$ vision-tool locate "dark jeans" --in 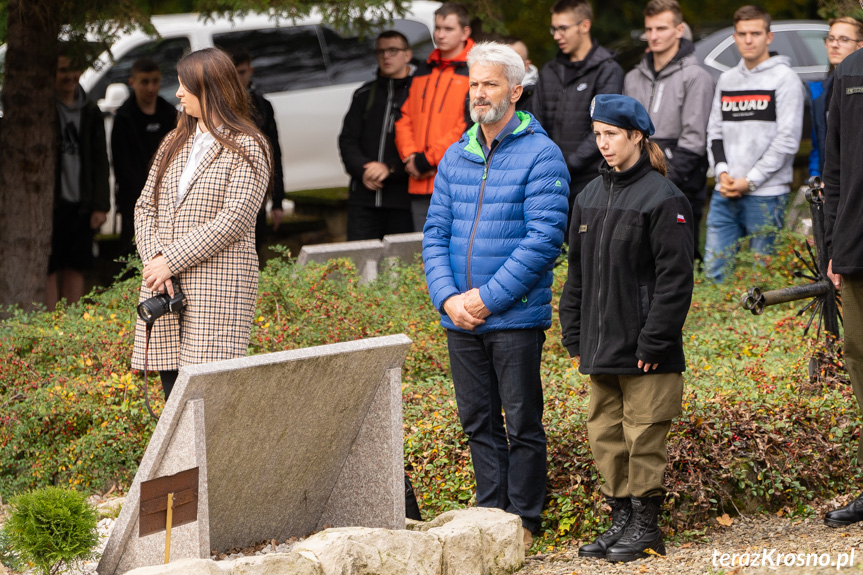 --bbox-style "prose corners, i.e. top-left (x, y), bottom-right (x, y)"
top-left (446, 328), bottom-right (547, 532)
top-left (411, 196), bottom-right (432, 233)
top-left (347, 204), bottom-right (414, 241)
